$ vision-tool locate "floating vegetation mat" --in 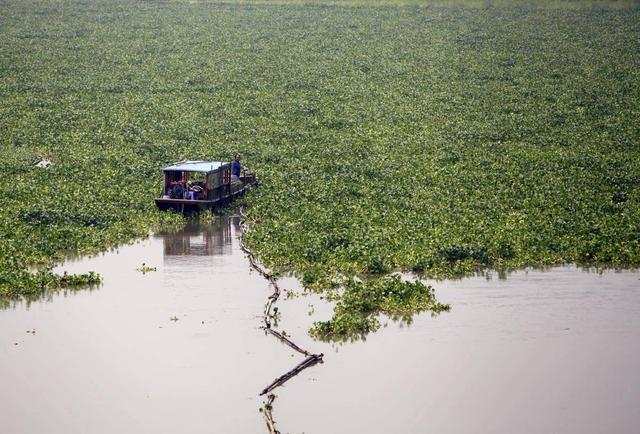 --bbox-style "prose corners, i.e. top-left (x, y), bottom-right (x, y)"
top-left (1, 0), bottom-right (638, 319)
